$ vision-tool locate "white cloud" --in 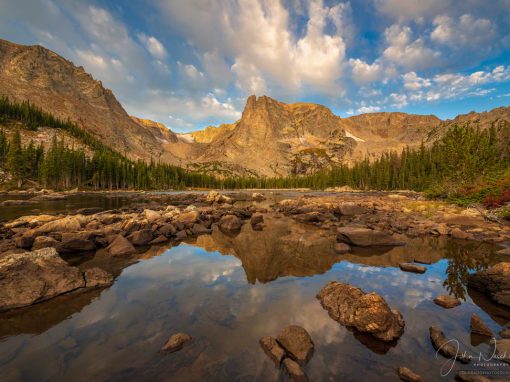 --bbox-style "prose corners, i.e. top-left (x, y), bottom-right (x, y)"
top-left (383, 24), bottom-right (440, 70)
top-left (431, 14), bottom-right (495, 49)
top-left (358, 105), bottom-right (381, 113)
top-left (231, 58), bottom-right (268, 95)
top-left (137, 33), bottom-right (167, 59)
top-left (403, 72), bottom-right (431, 90)
top-left (375, 0), bottom-right (451, 22)
top-left (389, 93), bottom-right (408, 108)
top-left (349, 59), bottom-right (382, 83)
